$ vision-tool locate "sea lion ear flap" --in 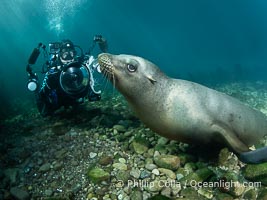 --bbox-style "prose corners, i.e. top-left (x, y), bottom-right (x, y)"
top-left (146, 75), bottom-right (157, 84)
